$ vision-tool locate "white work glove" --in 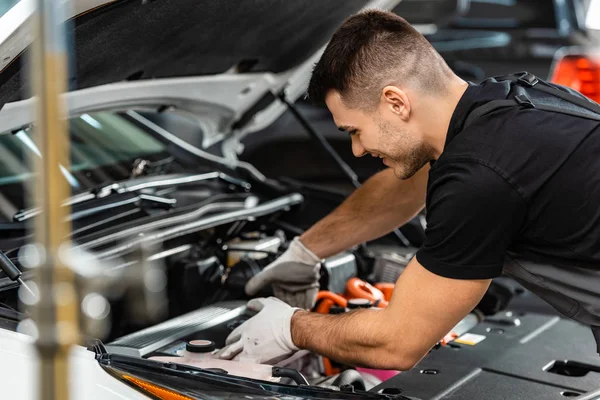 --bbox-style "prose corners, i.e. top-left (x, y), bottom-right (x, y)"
top-left (214, 297), bottom-right (300, 364)
top-left (245, 237), bottom-right (322, 309)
